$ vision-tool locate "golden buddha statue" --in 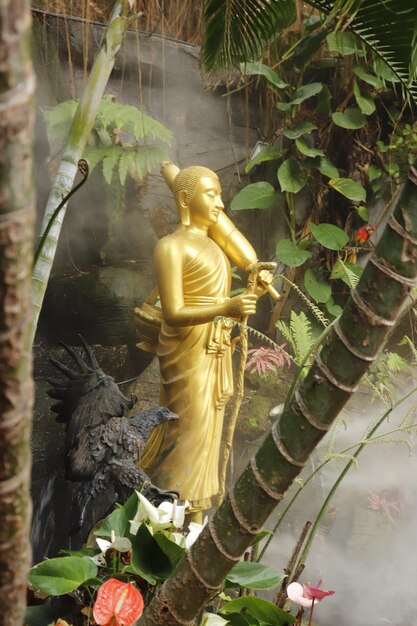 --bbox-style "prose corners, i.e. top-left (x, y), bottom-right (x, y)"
top-left (139, 163), bottom-right (277, 517)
